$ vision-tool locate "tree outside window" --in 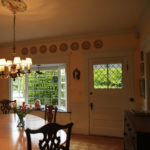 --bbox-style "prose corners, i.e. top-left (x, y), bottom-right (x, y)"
top-left (11, 64), bottom-right (67, 111)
